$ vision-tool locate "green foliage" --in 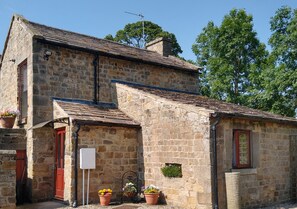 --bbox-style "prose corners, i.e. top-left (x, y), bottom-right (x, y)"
top-left (192, 7), bottom-right (296, 117)
top-left (104, 21), bottom-right (182, 57)
top-left (161, 164), bottom-right (182, 178)
top-left (143, 185), bottom-right (160, 194)
top-left (265, 6), bottom-right (297, 117)
top-left (193, 9), bottom-right (268, 106)
top-left (123, 182), bottom-right (137, 197)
